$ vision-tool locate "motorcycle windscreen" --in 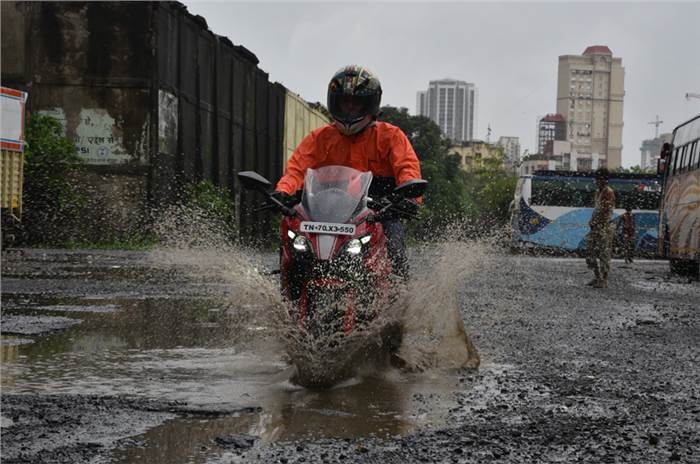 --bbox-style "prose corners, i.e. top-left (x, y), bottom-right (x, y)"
top-left (302, 166), bottom-right (373, 223)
